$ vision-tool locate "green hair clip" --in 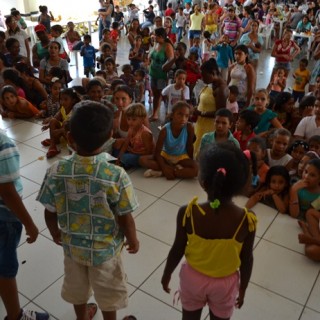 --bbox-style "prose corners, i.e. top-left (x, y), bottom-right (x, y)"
top-left (210, 199), bottom-right (220, 209)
